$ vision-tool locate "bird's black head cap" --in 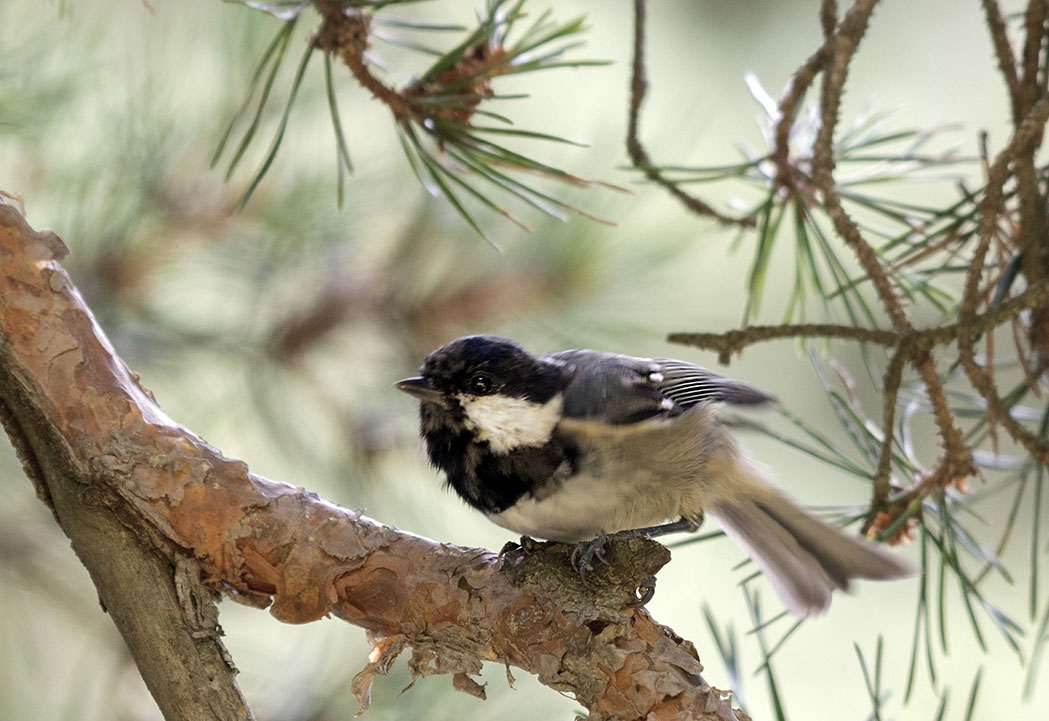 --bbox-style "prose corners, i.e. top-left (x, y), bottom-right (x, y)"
top-left (421, 335), bottom-right (563, 403)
